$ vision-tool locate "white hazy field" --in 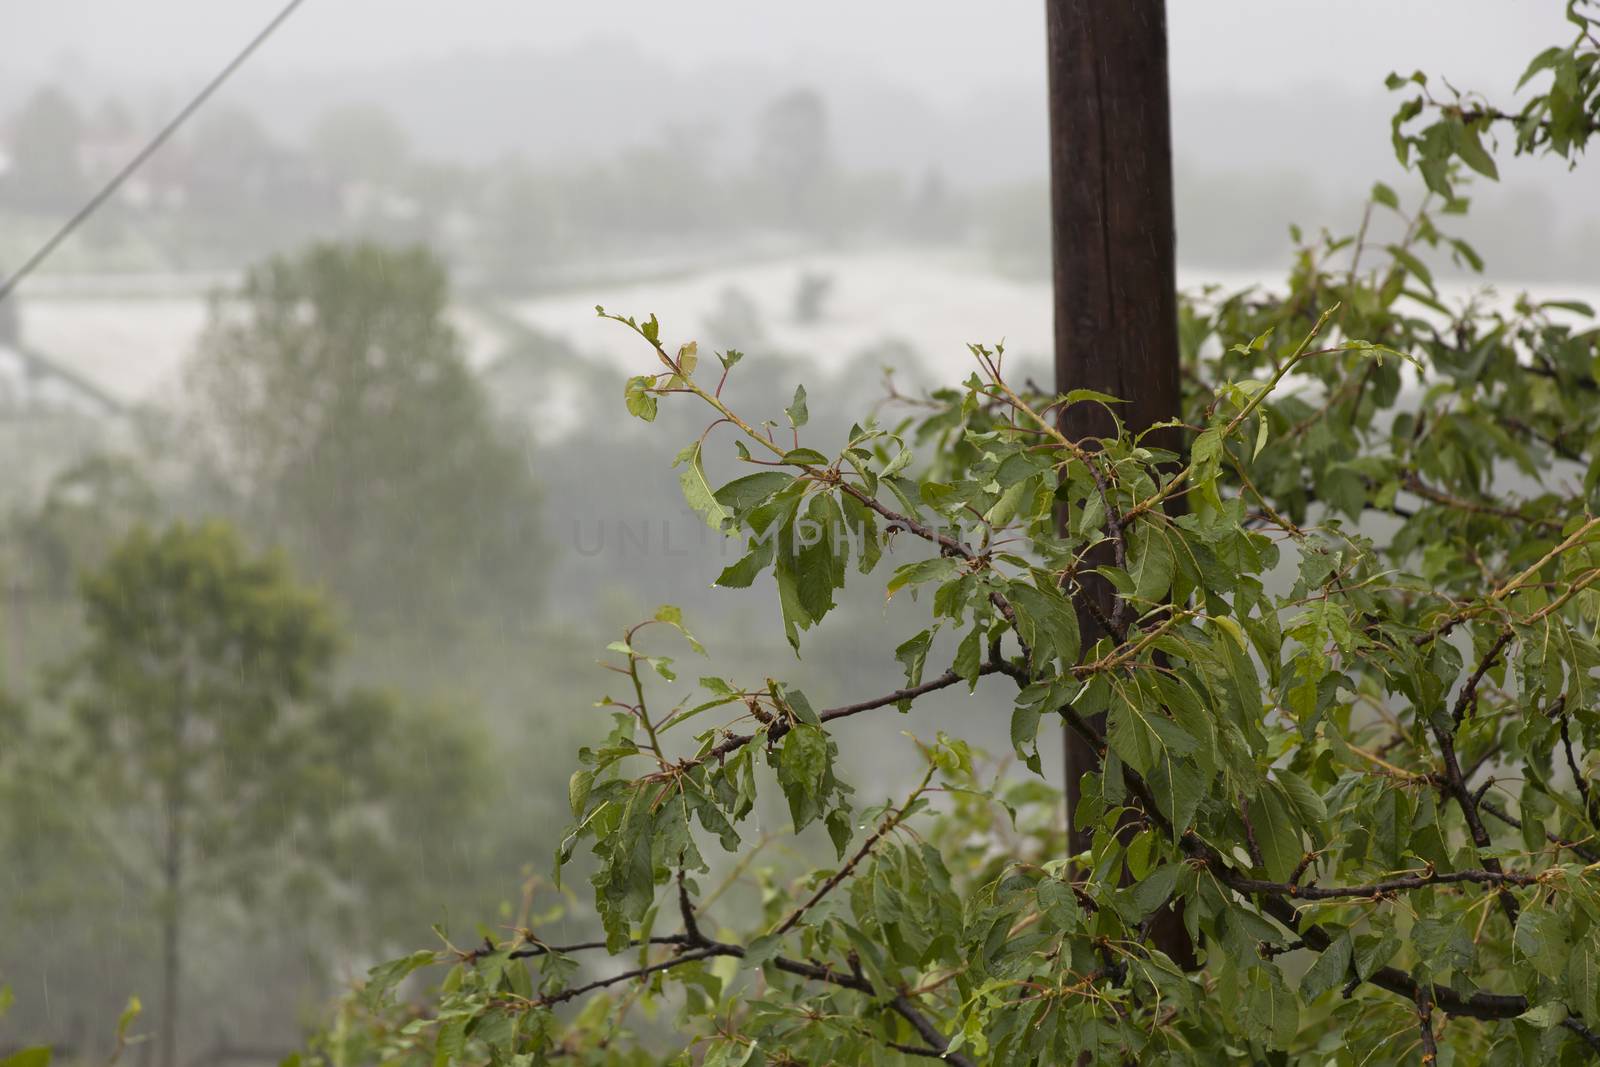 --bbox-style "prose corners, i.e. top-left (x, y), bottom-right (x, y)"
top-left (15, 252), bottom-right (1600, 415)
